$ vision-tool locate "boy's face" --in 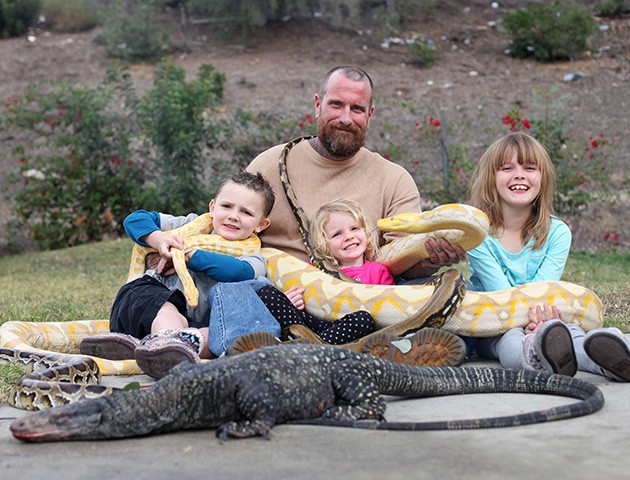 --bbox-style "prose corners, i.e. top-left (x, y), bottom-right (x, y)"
top-left (209, 181), bottom-right (270, 241)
